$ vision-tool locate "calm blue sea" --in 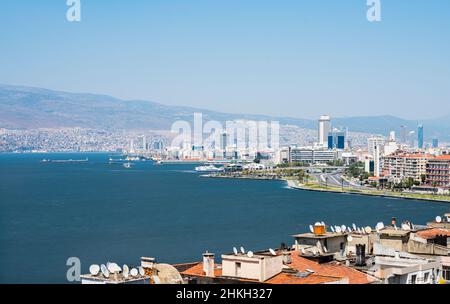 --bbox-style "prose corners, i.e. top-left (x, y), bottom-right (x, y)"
top-left (0, 153), bottom-right (448, 283)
